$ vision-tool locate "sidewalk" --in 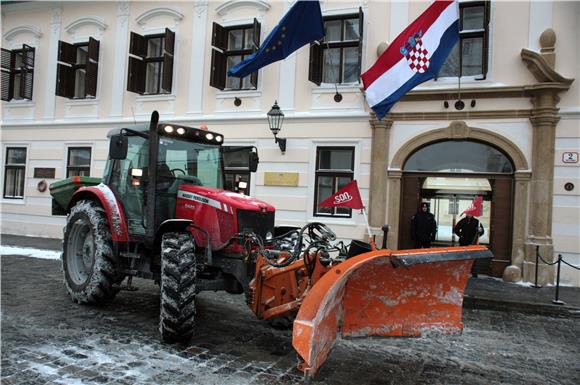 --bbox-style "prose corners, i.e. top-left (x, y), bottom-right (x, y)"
top-left (2, 234), bottom-right (579, 317)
